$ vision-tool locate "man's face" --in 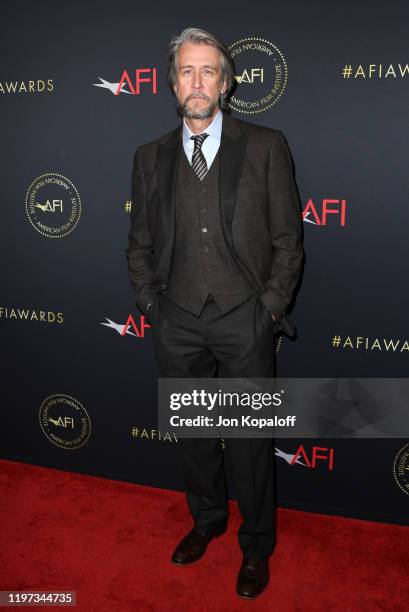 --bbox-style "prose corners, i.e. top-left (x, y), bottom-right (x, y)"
top-left (173, 41), bottom-right (227, 119)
